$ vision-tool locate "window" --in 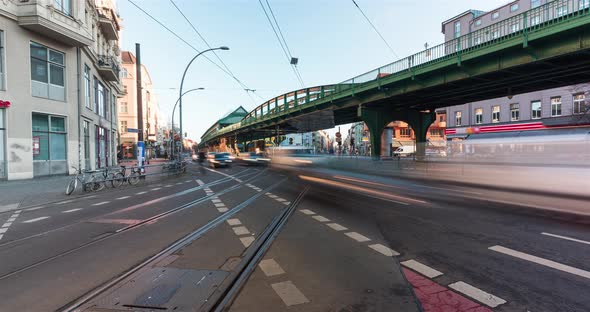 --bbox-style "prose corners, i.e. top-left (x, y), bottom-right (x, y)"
top-left (531, 100), bottom-right (542, 119)
top-left (454, 21), bottom-right (461, 38)
top-left (475, 19), bottom-right (482, 27)
top-left (573, 94), bottom-right (586, 114)
top-left (0, 31), bottom-right (4, 90)
top-left (492, 12), bottom-right (500, 20)
top-left (557, 5), bottom-right (568, 17)
top-left (511, 4), bottom-right (519, 12)
top-left (32, 113), bottom-right (66, 161)
top-left (429, 129), bottom-right (443, 137)
top-left (531, 0), bottom-right (541, 8)
top-left (121, 68), bottom-right (128, 78)
top-left (510, 103), bottom-right (519, 121)
top-left (455, 111), bottom-right (462, 126)
top-left (400, 128), bottom-right (412, 137)
top-left (83, 120), bottom-right (90, 169)
top-left (96, 80), bottom-right (105, 117)
top-left (104, 88), bottom-right (110, 120)
top-left (54, 0), bottom-right (71, 15)
top-left (120, 120), bottom-right (128, 133)
top-left (84, 65), bottom-right (91, 108)
top-left (581, 0), bottom-right (590, 9)
top-left (492, 106), bottom-right (501, 123)
top-left (30, 42), bottom-right (65, 101)
top-left (475, 108), bottom-right (483, 124)
top-left (439, 115), bottom-right (444, 122)
top-left (551, 96), bottom-right (562, 116)
top-left (510, 22), bottom-right (520, 33)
